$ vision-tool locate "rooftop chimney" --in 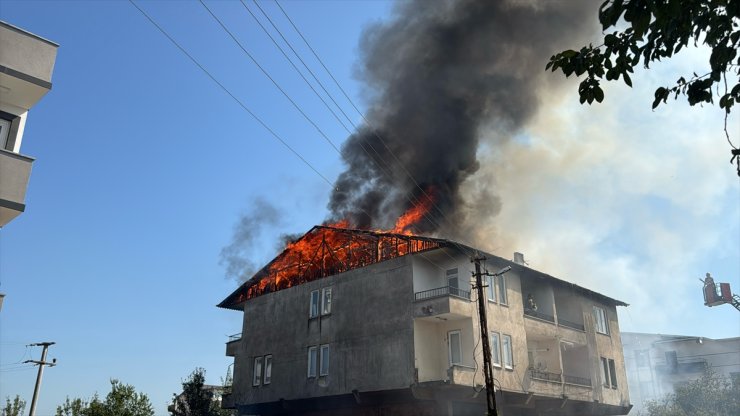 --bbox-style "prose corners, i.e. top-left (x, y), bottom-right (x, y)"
top-left (513, 252), bottom-right (525, 265)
